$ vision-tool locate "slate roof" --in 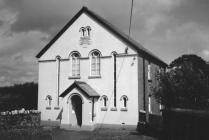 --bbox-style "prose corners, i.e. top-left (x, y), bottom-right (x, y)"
top-left (36, 7), bottom-right (167, 67)
top-left (59, 81), bottom-right (100, 98)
